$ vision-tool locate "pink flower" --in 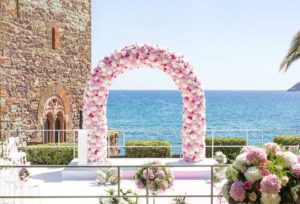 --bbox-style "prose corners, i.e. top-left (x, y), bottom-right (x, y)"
top-left (162, 181), bottom-right (169, 190)
top-left (292, 163), bottom-right (300, 177)
top-left (246, 147), bottom-right (267, 164)
top-left (256, 183), bottom-right (261, 191)
top-left (260, 174), bottom-right (282, 194)
top-left (243, 181), bottom-right (253, 190)
top-left (136, 180), bottom-right (144, 188)
top-left (229, 181), bottom-right (246, 202)
top-left (262, 169), bottom-right (270, 176)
